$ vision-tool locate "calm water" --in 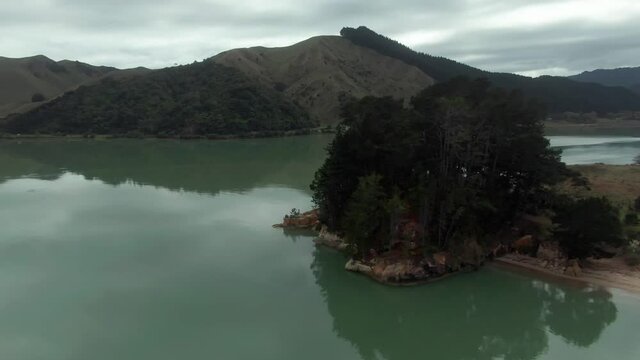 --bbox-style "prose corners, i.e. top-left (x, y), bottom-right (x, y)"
top-left (549, 136), bottom-right (640, 165)
top-left (1, 136), bottom-right (640, 360)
